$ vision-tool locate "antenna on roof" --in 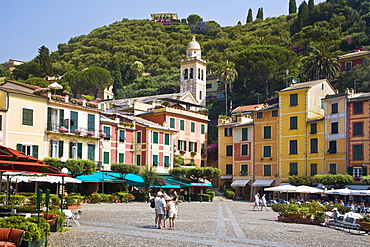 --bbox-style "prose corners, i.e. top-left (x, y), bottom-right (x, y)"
top-left (292, 78), bottom-right (298, 84)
